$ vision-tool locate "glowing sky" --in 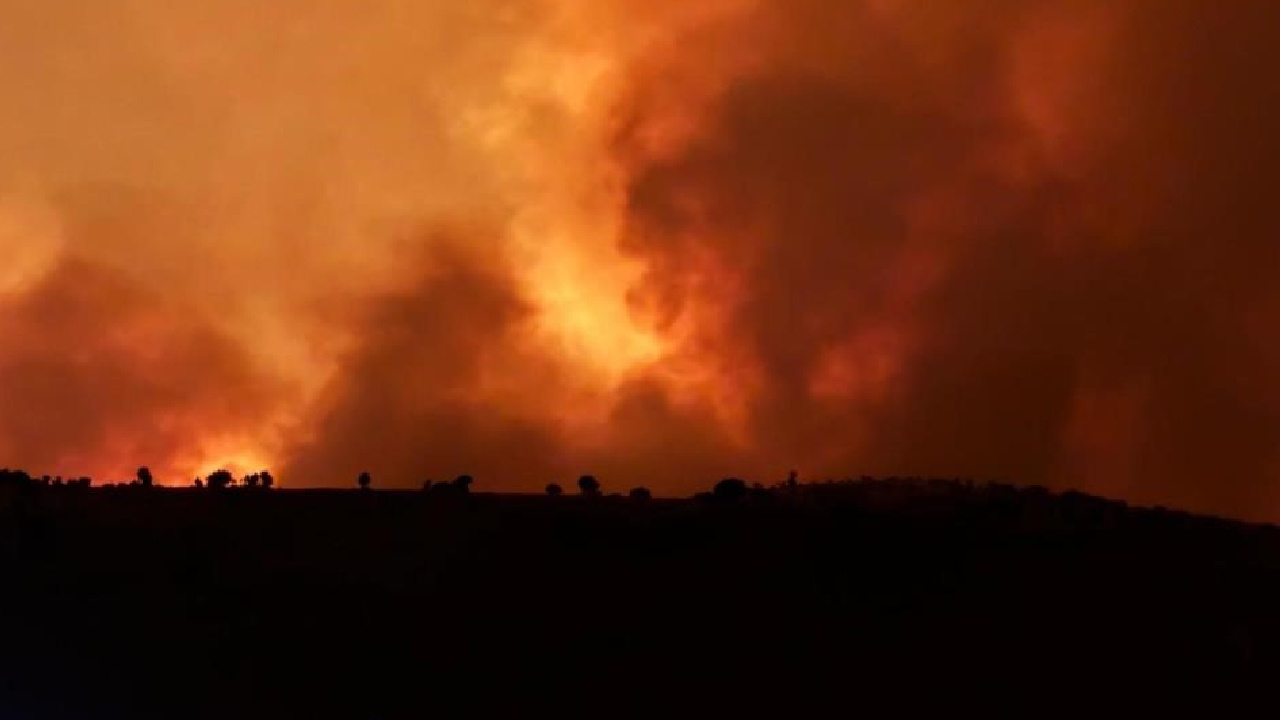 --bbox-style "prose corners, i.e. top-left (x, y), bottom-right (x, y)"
top-left (1, 0), bottom-right (1278, 520)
